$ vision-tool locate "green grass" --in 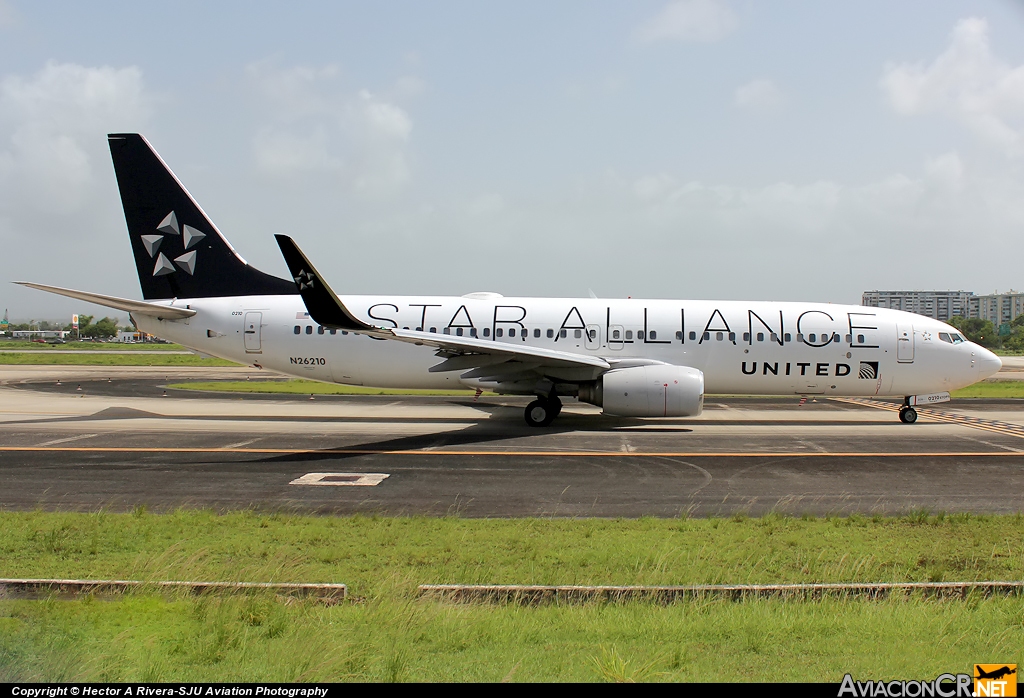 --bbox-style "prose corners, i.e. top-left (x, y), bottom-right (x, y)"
top-left (0, 341), bottom-right (188, 351)
top-left (951, 380), bottom-right (1024, 398)
top-left (0, 353), bottom-right (241, 366)
top-left (169, 379), bottom-right (488, 396)
top-left (1, 511), bottom-right (1023, 681)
